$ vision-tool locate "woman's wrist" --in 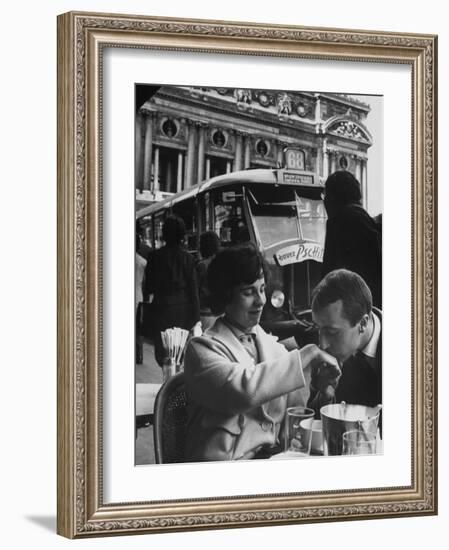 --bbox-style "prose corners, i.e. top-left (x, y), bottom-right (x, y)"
top-left (298, 344), bottom-right (319, 370)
